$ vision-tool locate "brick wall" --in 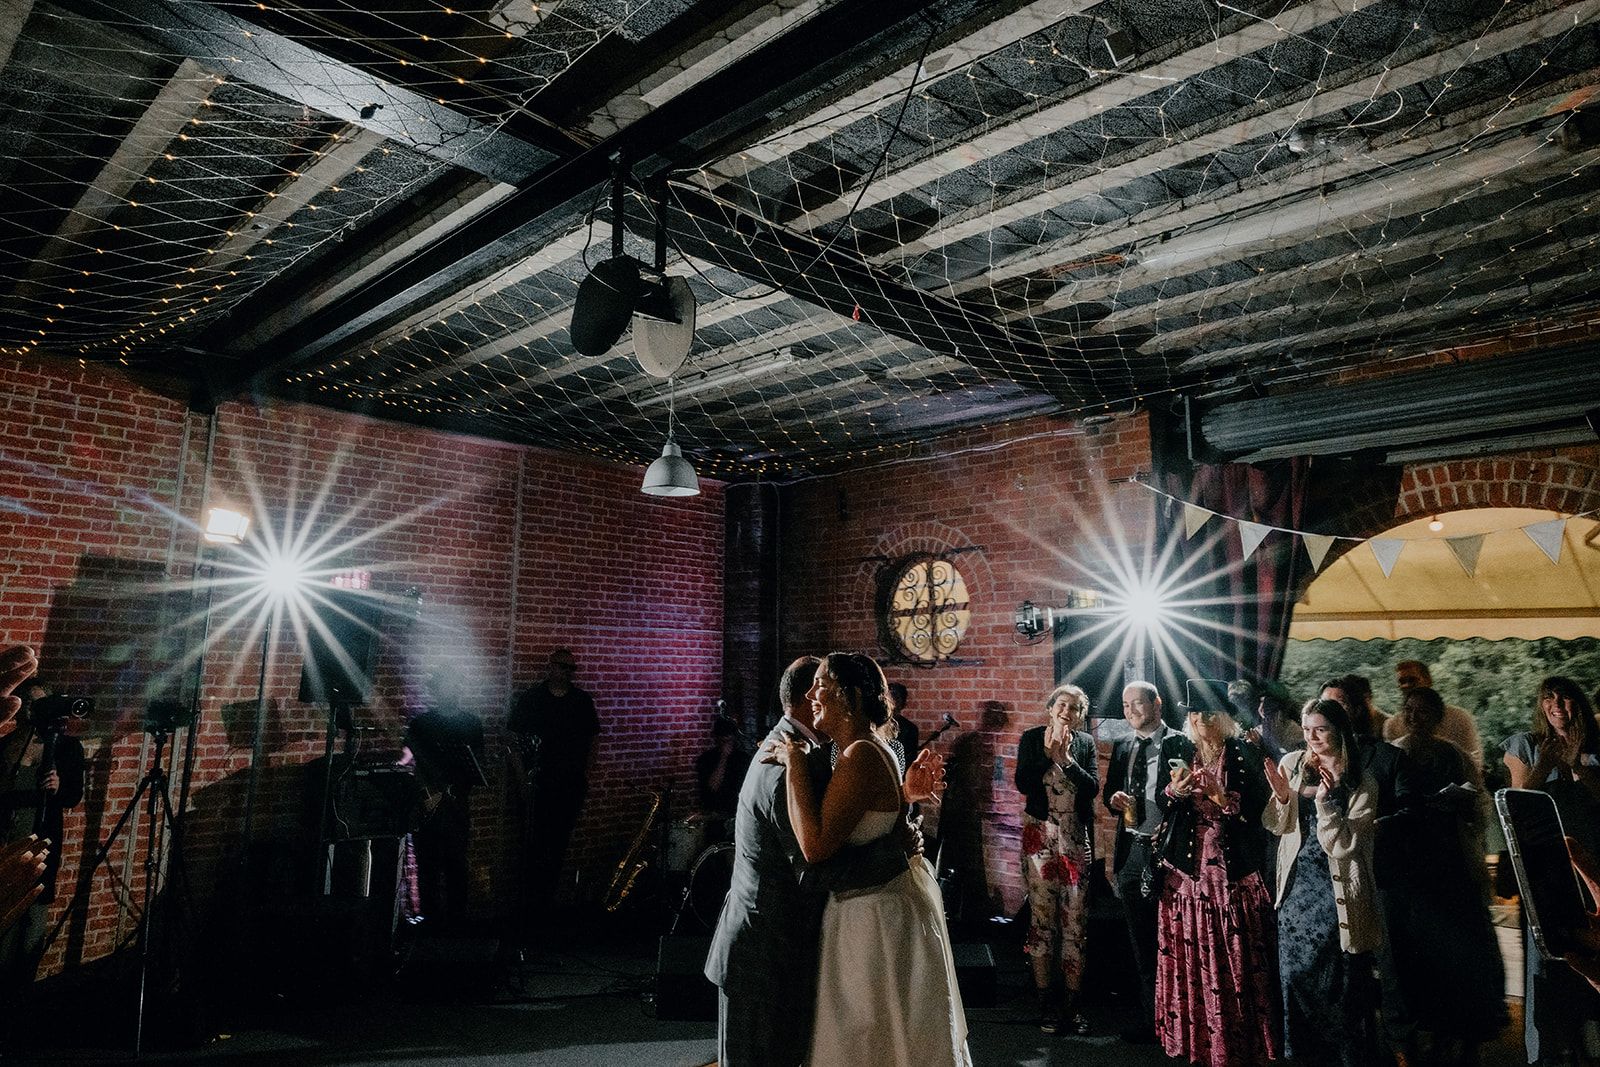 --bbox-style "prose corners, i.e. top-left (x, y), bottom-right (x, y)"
top-left (1397, 446), bottom-right (1600, 523)
top-left (774, 413), bottom-right (1156, 914)
top-left (0, 355), bottom-right (723, 976)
